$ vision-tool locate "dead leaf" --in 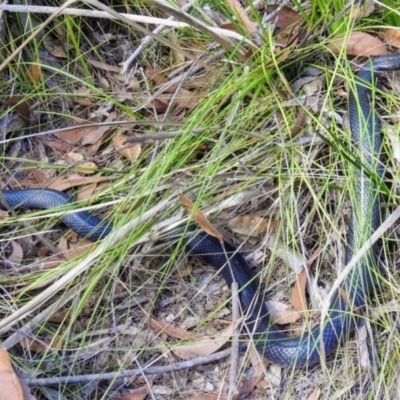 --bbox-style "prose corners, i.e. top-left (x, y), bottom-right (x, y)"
top-left (45, 140), bottom-right (73, 153)
top-left (180, 195), bottom-right (223, 241)
top-left (328, 32), bottom-right (388, 56)
top-left (113, 135), bottom-right (141, 164)
top-left (265, 300), bottom-right (302, 324)
top-left (43, 35), bottom-right (67, 58)
top-left (226, 0), bottom-right (257, 34)
top-left (237, 375), bottom-right (264, 398)
top-left (146, 68), bottom-right (170, 87)
top-left (40, 238), bottom-right (95, 268)
top-left (249, 345), bottom-right (266, 378)
top-left (40, 255), bottom-right (64, 270)
top-left (228, 215), bottom-right (278, 237)
top-left (63, 152), bottom-right (97, 174)
top-left (149, 318), bottom-right (204, 341)
top-left (146, 69), bottom-right (205, 109)
top-left (306, 245), bottom-right (322, 267)
top-left (126, 77), bottom-right (140, 91)
top-left (0, 346), bottom-right (24, 400)
top-left (307, 387), bottom-right (321, 400)
top-left (291, 268), bottom-right (309, 316)
top-left (27, 62), bottom-right (41, 85)
top-left (117, 381), bottom-right (153, 400)
top-left (380, 28), bottom-right (400, 49)
top-left (41, 173), bottom-right (115, 191)
top-left (57, 113), bottom-right (115, 145)
top-left (73, 87), bottom-right (94, 106)
top-left (8, 96), bottom-right (30, 124)
top-left (291, 108), bottom-right (307, 137)
top-left (65, 152), bottom-right (84, 163)
top-left (63, 240), bottom-right (95, 258)
top-left (274, 32), bottom-right (299, 63)
top-left (19, 336), bottom-right (63, 353)
top-left (8, 241), bottom-right (23, 264)
top-left (86, 57), bottom-right (121, 73)
top-left (171, 320), bottom-right (242, 359)
top-left (265, 5), bottom-right (303, 31)
top-left (48, 309), bottom-right (71, 323)
top-left (152, 98), bottom-right (169, 112)
top-left (77, 182), bottom-right (97, 201)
